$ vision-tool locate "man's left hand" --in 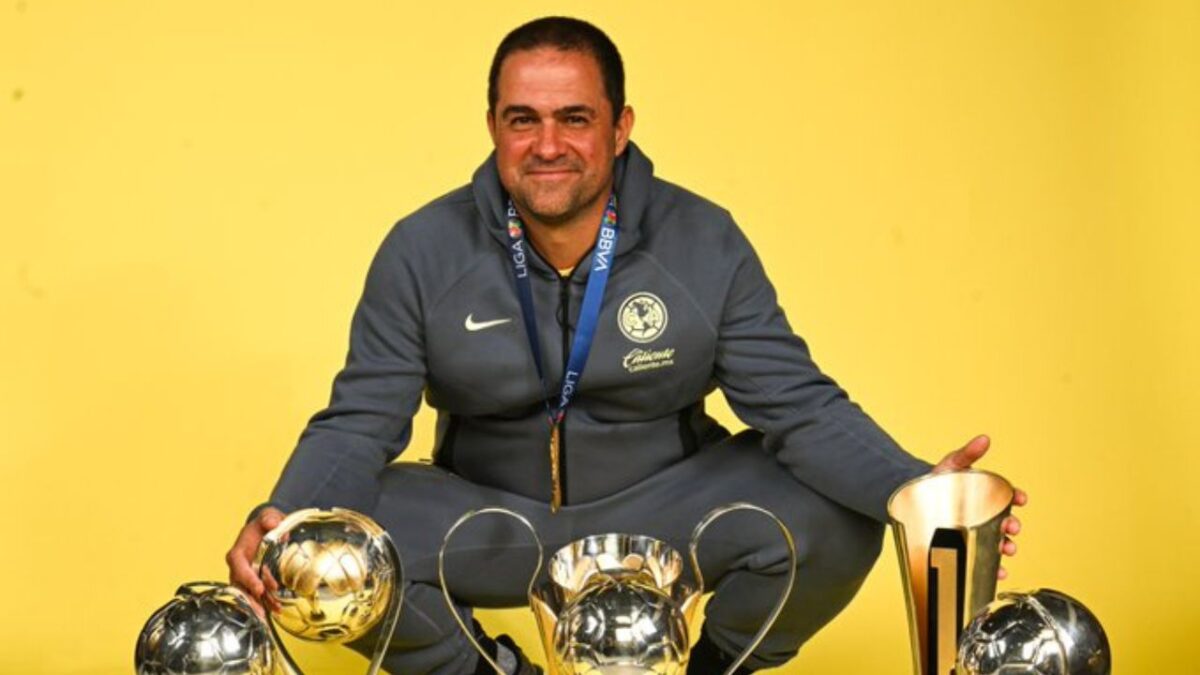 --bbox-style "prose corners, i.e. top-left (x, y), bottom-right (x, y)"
top-left (932, 434), bottom-right (1028, 580)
